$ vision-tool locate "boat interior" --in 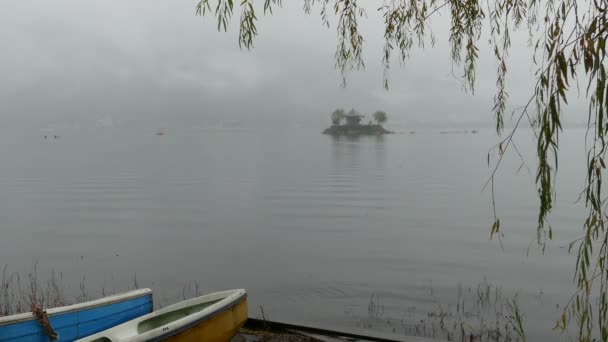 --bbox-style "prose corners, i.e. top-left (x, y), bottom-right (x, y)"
top-left (137, 298), bottom-right (223, 334)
